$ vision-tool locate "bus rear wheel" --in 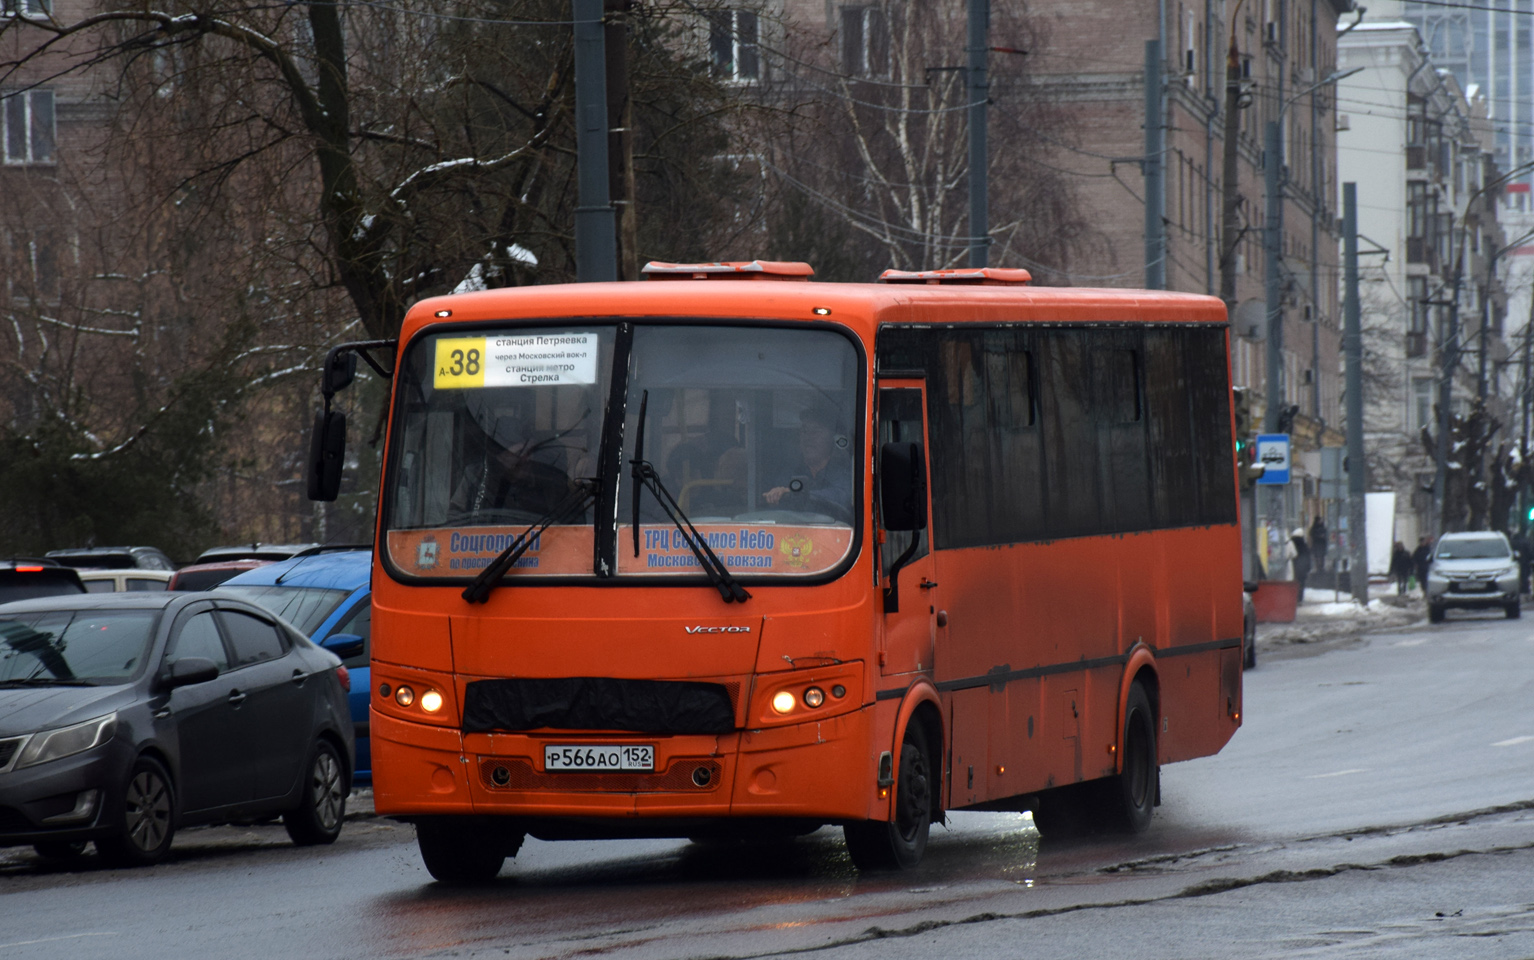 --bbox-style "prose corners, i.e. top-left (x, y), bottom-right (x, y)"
top-left (1098, 684), bottom-right (1157, 833)
top-left (415, 817), bottom-right (523, 884)
top-left (844, 719), bottom-right (933, 870)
